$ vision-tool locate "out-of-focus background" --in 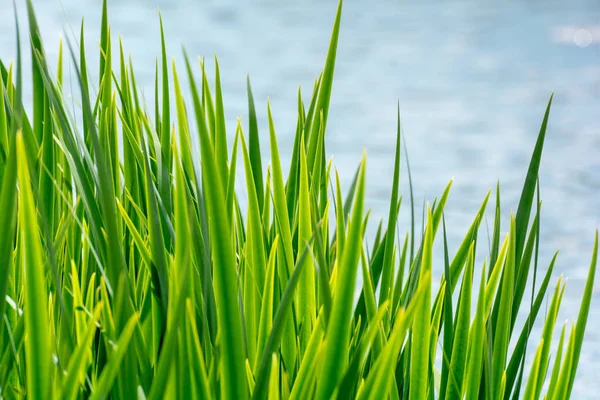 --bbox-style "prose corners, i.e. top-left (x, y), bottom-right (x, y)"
top-left (1, 0), bottom-right (599, 396)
